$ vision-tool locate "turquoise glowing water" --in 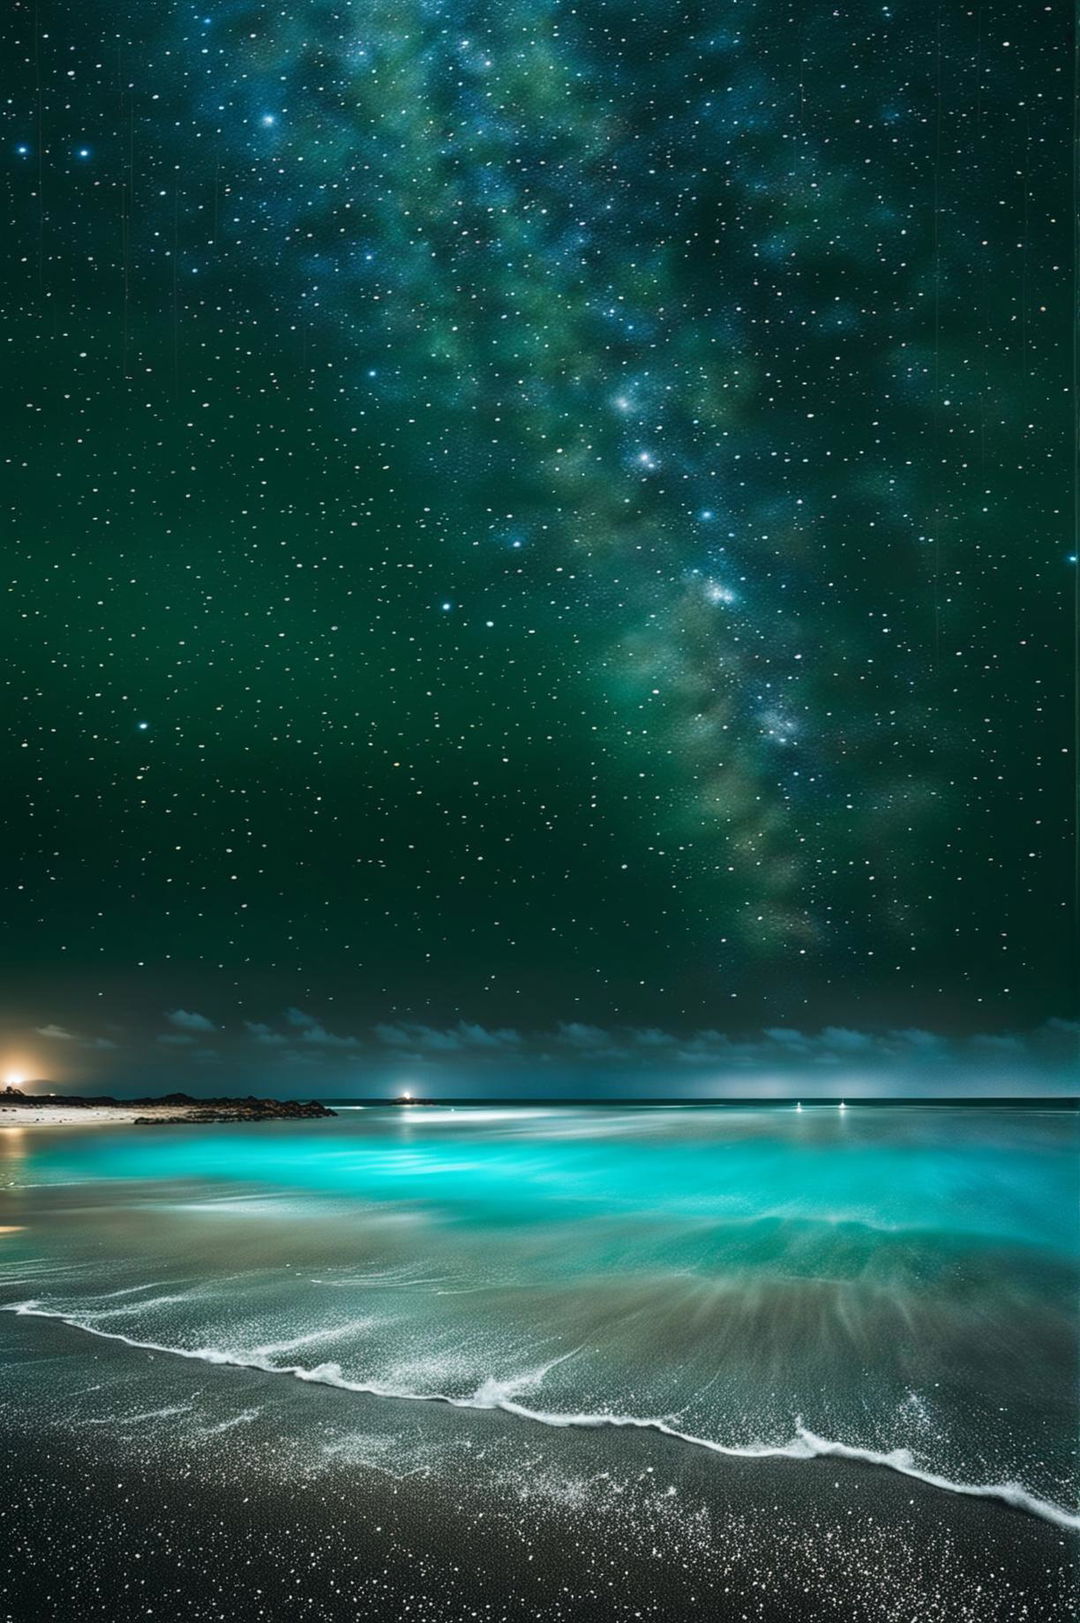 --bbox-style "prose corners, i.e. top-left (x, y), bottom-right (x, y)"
top-left (1, 1106), bottom-right (1077, 1525)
